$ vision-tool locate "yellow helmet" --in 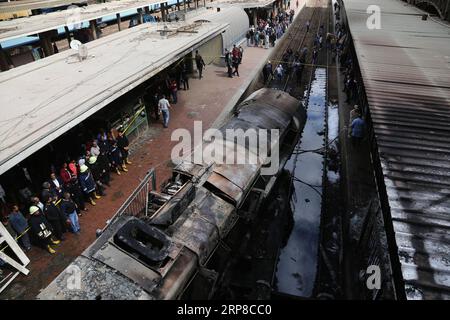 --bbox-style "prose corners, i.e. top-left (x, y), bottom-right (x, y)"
top-left (29, 206), bottom-right (40, 215)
